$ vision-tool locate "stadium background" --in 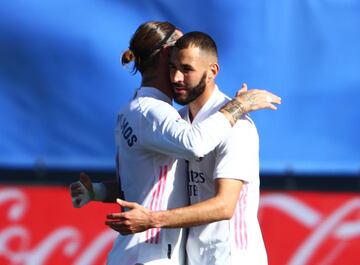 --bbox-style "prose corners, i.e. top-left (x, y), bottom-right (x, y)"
top-left (1, 1), bottom-right (359, 264)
